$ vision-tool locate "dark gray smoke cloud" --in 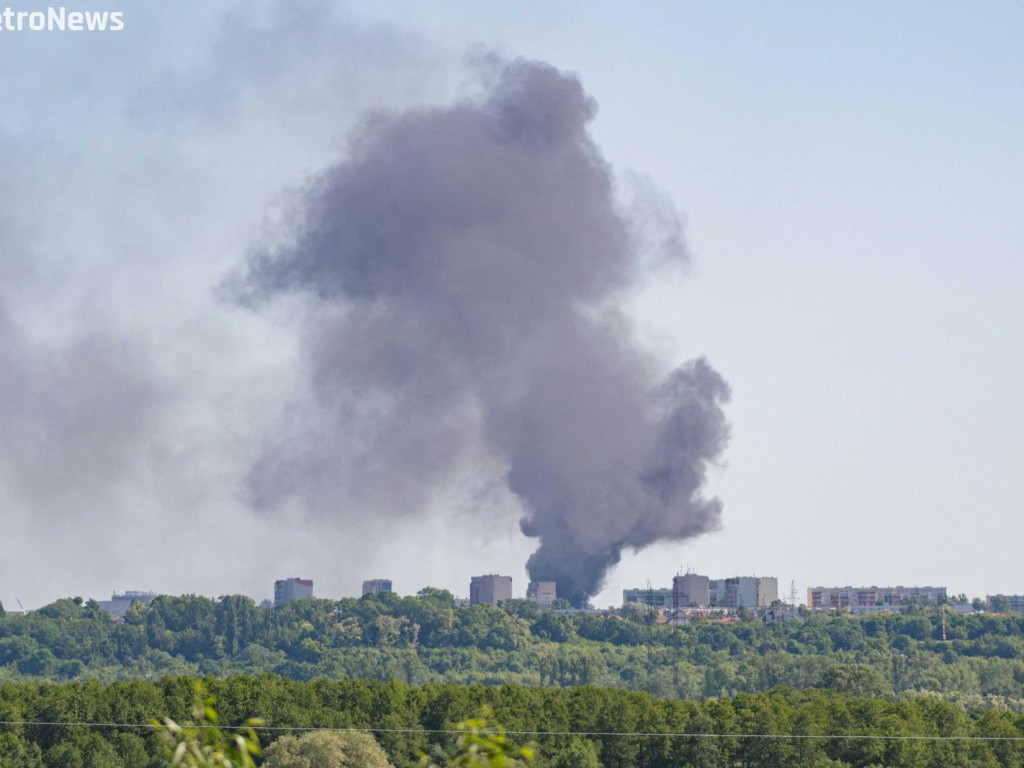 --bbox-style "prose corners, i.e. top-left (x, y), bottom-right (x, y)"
top-left (238, 59), bottom-right (731, 605)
